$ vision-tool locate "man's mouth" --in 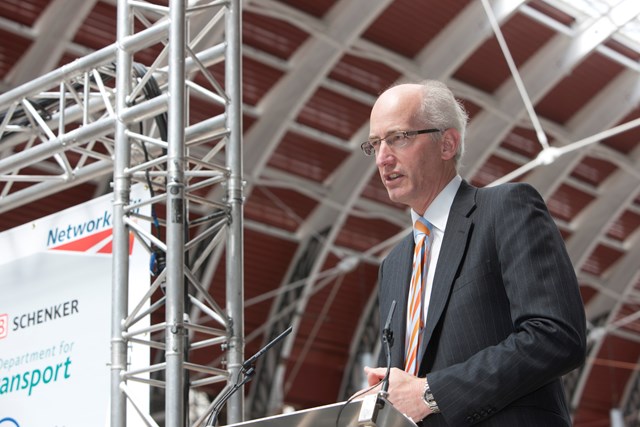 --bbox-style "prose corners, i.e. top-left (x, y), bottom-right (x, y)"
top-left (385, 172), bottom-right (403, 182)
